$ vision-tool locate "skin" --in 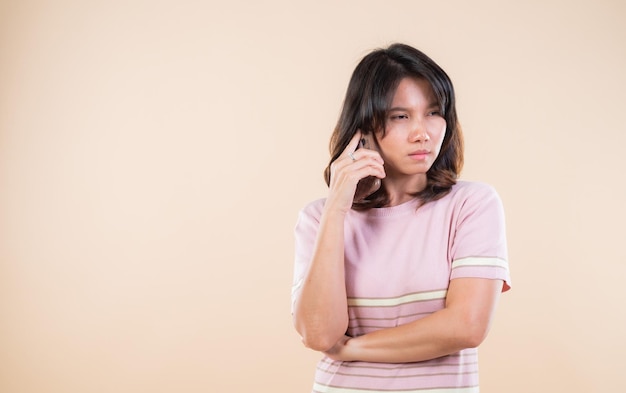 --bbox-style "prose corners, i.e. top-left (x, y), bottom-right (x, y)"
top-left (293, 76), bottom-right (503, 362)
top-left (373, 77), bottom-right (446, 206)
